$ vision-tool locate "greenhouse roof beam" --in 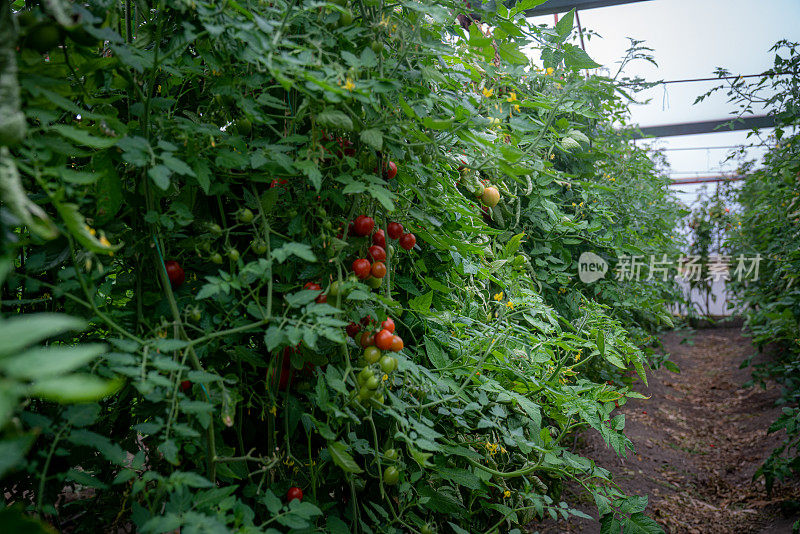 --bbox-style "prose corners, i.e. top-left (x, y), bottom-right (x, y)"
top-left (525, 0), bottom-right (652, 16)
top-left (629, 115), bottom-right (776, 139)
top-left (668, 175), bottom-right (744, 186)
